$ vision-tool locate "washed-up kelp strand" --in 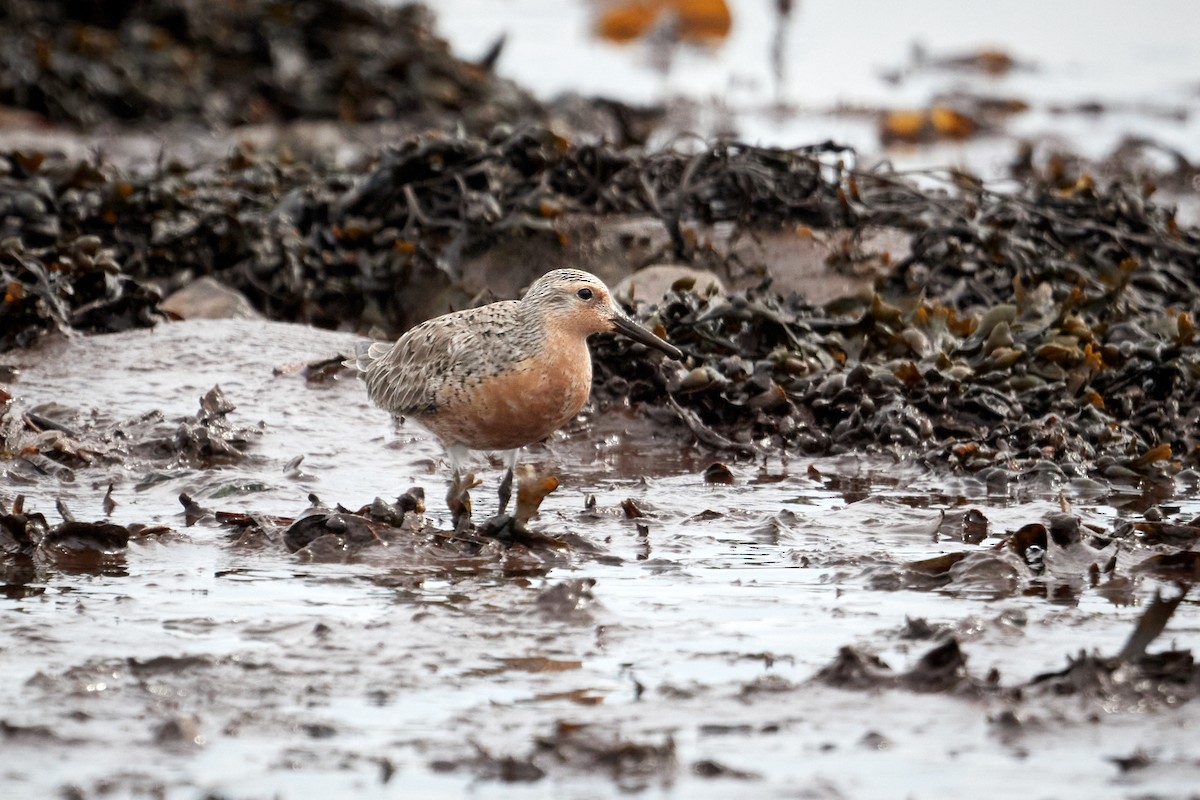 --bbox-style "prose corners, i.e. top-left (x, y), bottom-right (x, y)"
top-left (0, 495), bottom-right (166, 579)
top-left (853, 501), bottom-right (1200, 606)
top-left (1028, 587), bottom-right (1197, 705)
top-left (813, 588), bottom-right (1197, 709)
top-left (1117, 587), bottom-right (1189, 661)
top-left (172, 385), bottom-right (255, 465)
top-left (432, 723), bottom-right (676, 789)
top-left (0, 153), bottom-right (166, 347)
top-left (209, 488), bottom-right (574, 573)
top-left (0, 0), bottom-right (538, 128)
top-left (5, 130), bottom-right (1200, 473)
top-left (0, 231), bottom-right (162, 352)
top-left (0, 384), bottom-right (257, 483)
top-left (591, 254), bottom-right (1200, 476)
top-left (814, 638), bottom-right (980, 694)
top-left (0, 135), bottom-right (847, 342)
